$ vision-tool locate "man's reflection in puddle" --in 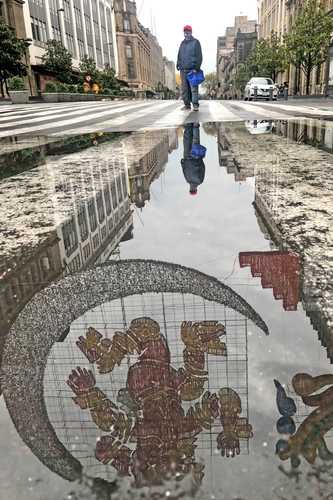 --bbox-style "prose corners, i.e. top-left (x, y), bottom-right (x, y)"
top-left (181, 123), bottom-right (206, 195)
